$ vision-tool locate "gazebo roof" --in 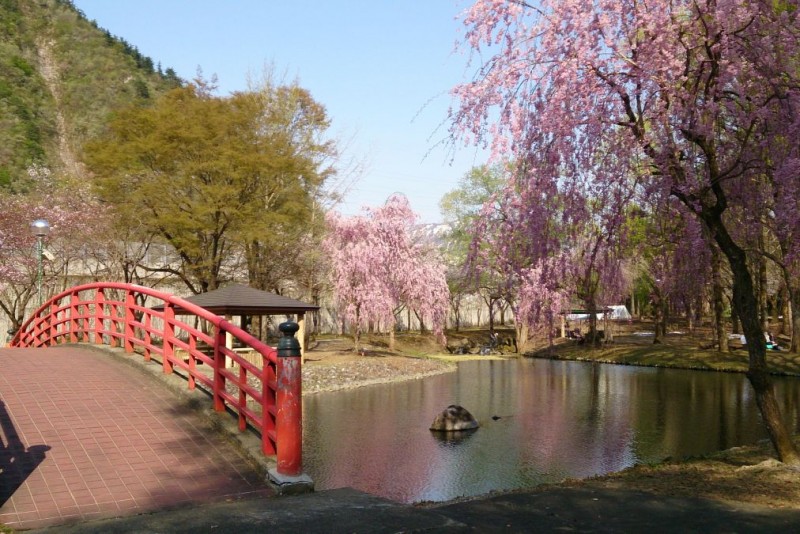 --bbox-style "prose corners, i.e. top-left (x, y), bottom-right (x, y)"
top-left (158, 284), bottom-right (319, 316)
